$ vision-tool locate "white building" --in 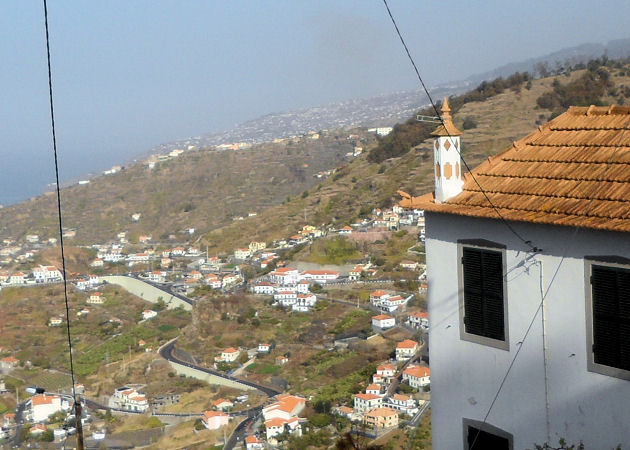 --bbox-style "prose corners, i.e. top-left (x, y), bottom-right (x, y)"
top-left (293, 293), bottom-right (317, 311)
top-left (234, 248), bottom-right (251, 260)
top-left (395, 340), bottom-right (418, 361)
top-left (33, 265), bottom-right (63, 283)
top-left (384, 394), bottom-right (418, 415)
top-left (300, 269), bottom-right (339, 283)
top-left (398, 103), bottom-right (630, 449)
top-left (218, 347), bottom-right (240, 362)
top-left (408, 311), bottom-right (429, 330)
top-left (269, 267), bottom-right (300, 285)
top-left (372, 314), bottom-right (396, 330)
top-left (402, 365), bottom-right (430, 389)
top-left (201, 411), bottom-right (229, 430)
top-left (251, 281), bottom-right (277, 295)
top-left (353, 393), bottom-right (382, 413)
top-left (30, 394), bottom-right (65, 422)
top-left (111, 387), bottom-right (149, 412)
